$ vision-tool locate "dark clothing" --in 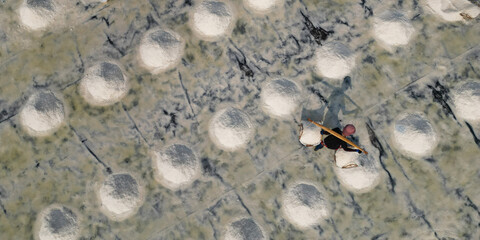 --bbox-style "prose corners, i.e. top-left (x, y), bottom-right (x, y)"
top-left (314, 144), bottom-right (324, 151)
top-left (321, 128), bottom-right (358, 152)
